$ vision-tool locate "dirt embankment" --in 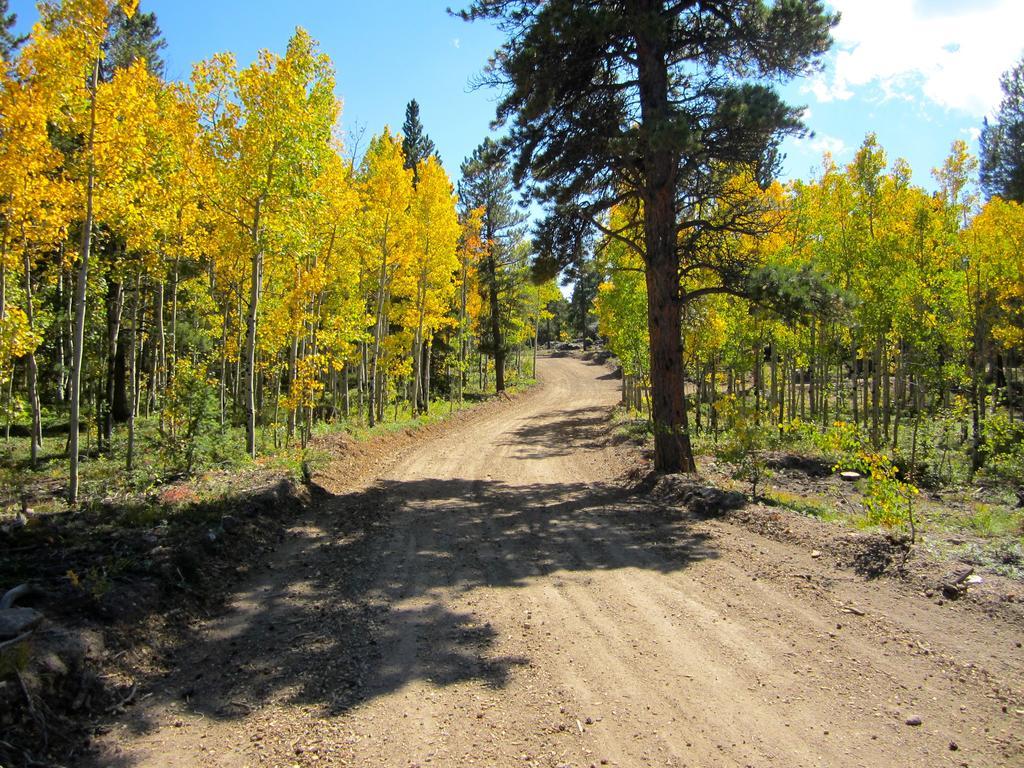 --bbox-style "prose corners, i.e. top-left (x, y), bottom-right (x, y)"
top-left (72, 353), bottom-right (1024, 768)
